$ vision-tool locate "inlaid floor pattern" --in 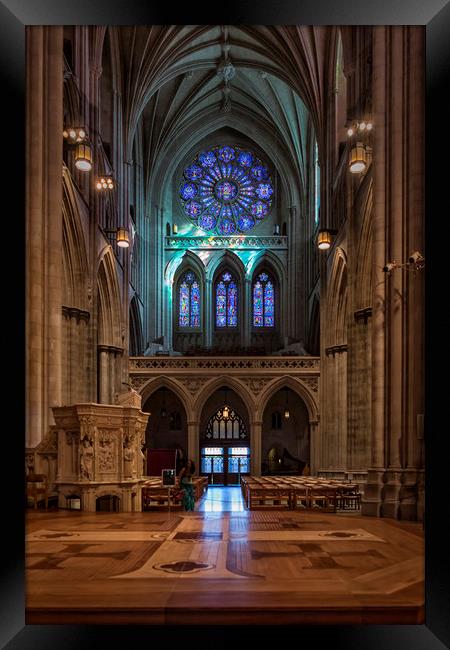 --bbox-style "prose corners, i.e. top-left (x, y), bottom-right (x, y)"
top-left (26, 487), bottom-right (424, 625)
